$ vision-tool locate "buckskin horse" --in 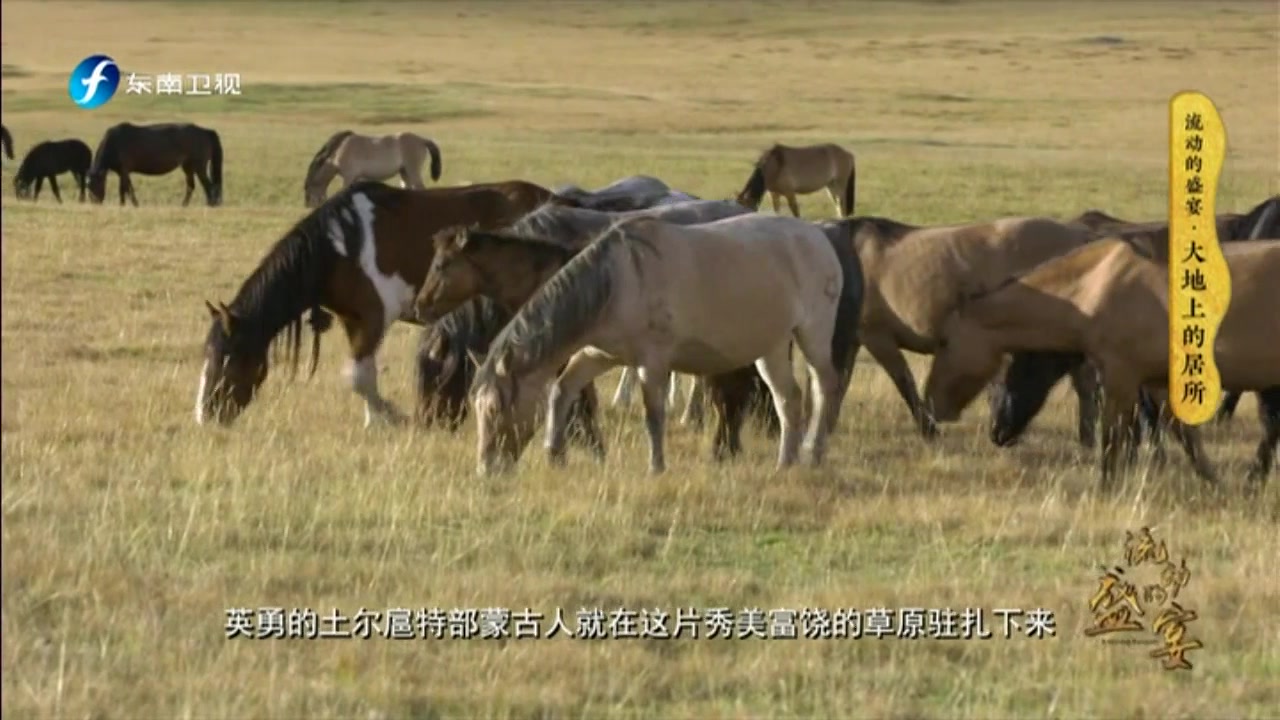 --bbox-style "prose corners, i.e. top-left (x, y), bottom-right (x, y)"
top-left (735, 143), bottom-right (856, 218)
top-left (466, 213), bottom-right (862, 476)
top-left (924, 238), bottom-right (1280, 491)
top-left (13, 139), bottom-right (92, 203)
top-left (303, 130), bottom-right (443, 208)
top-left (844, 214), bottom-right (1097, 442)
top-left (988, 195), bottom-right (1280, 451)
top-left (87, 122), bottom-right (224, 207)
top-left (412, 200), bottom-right (786, 461)
top-left (194, 180), bottom-right (561, 427)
